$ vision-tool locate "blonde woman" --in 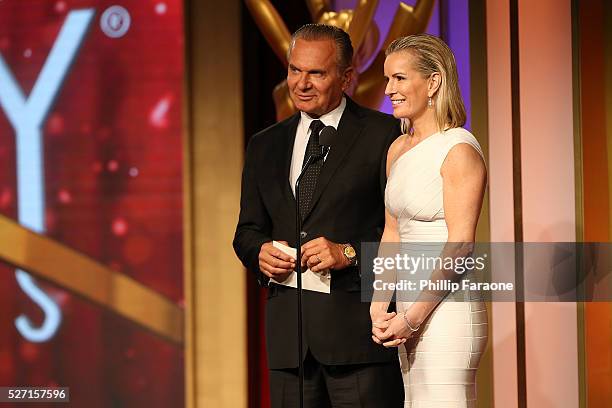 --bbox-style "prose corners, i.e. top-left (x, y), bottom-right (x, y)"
top-left (371, 34), bottom-right (488, 407)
